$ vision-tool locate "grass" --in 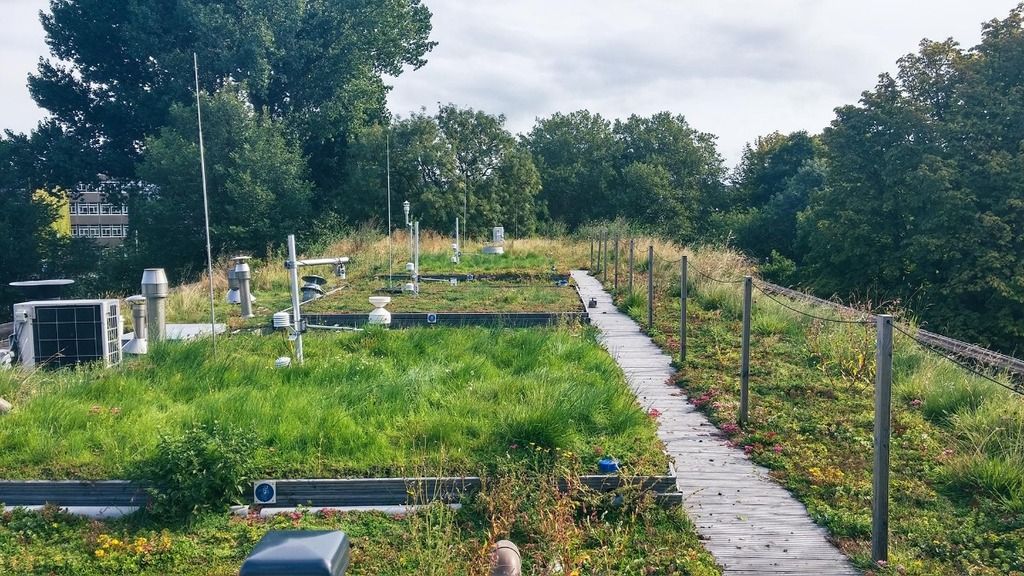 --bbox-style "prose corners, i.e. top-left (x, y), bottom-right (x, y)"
top-left (302, 276), bottom-right (583, 314)
top-left (0, 463), bottom-right (721, 576)
top-left (159, 233), bottom-right (590, 327)
top-left (596, 240), bottom-right (1024, 576)
top-left (0, 327), bottom-right (666, 479)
